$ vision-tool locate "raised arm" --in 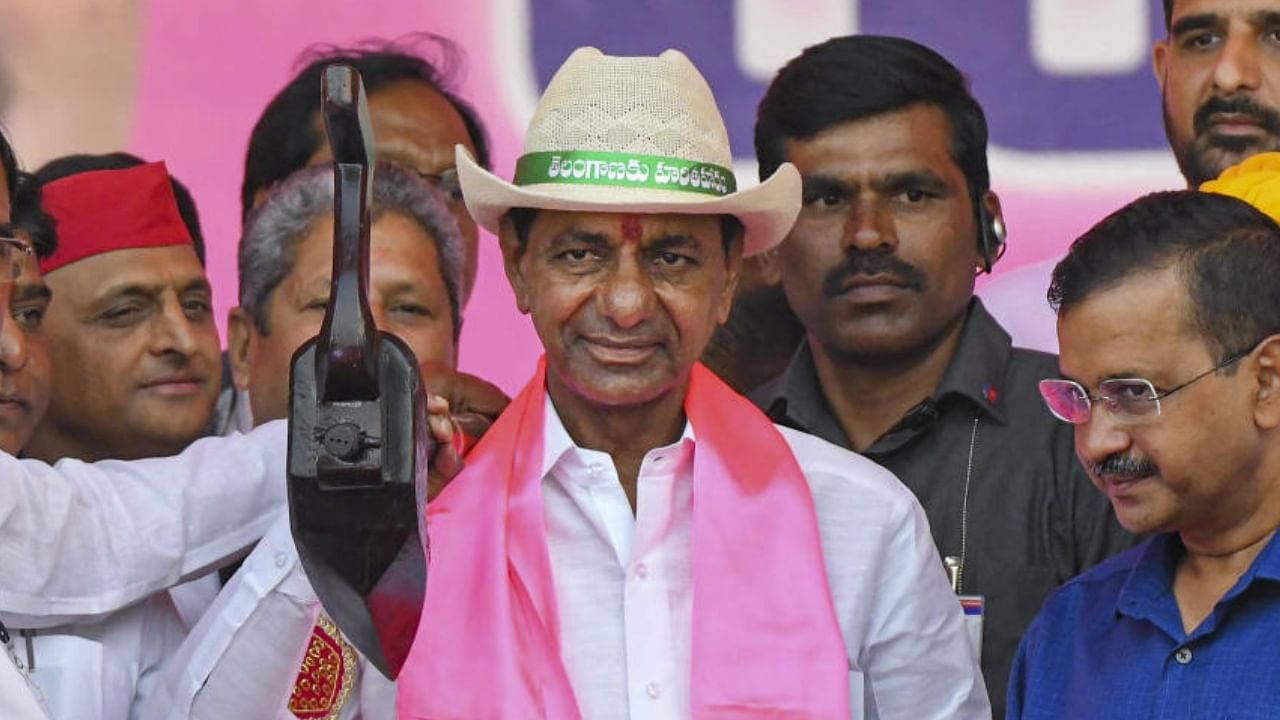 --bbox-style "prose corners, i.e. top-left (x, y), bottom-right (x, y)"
top-left (0, 420), bottom-right (287, 627)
